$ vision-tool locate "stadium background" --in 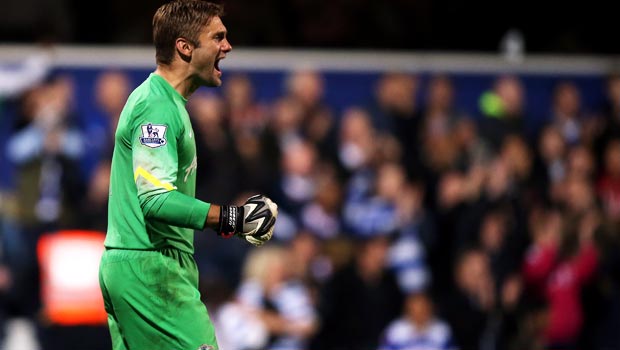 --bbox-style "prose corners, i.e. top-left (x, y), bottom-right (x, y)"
top-left (1, 1), bottom-right (620, 350)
